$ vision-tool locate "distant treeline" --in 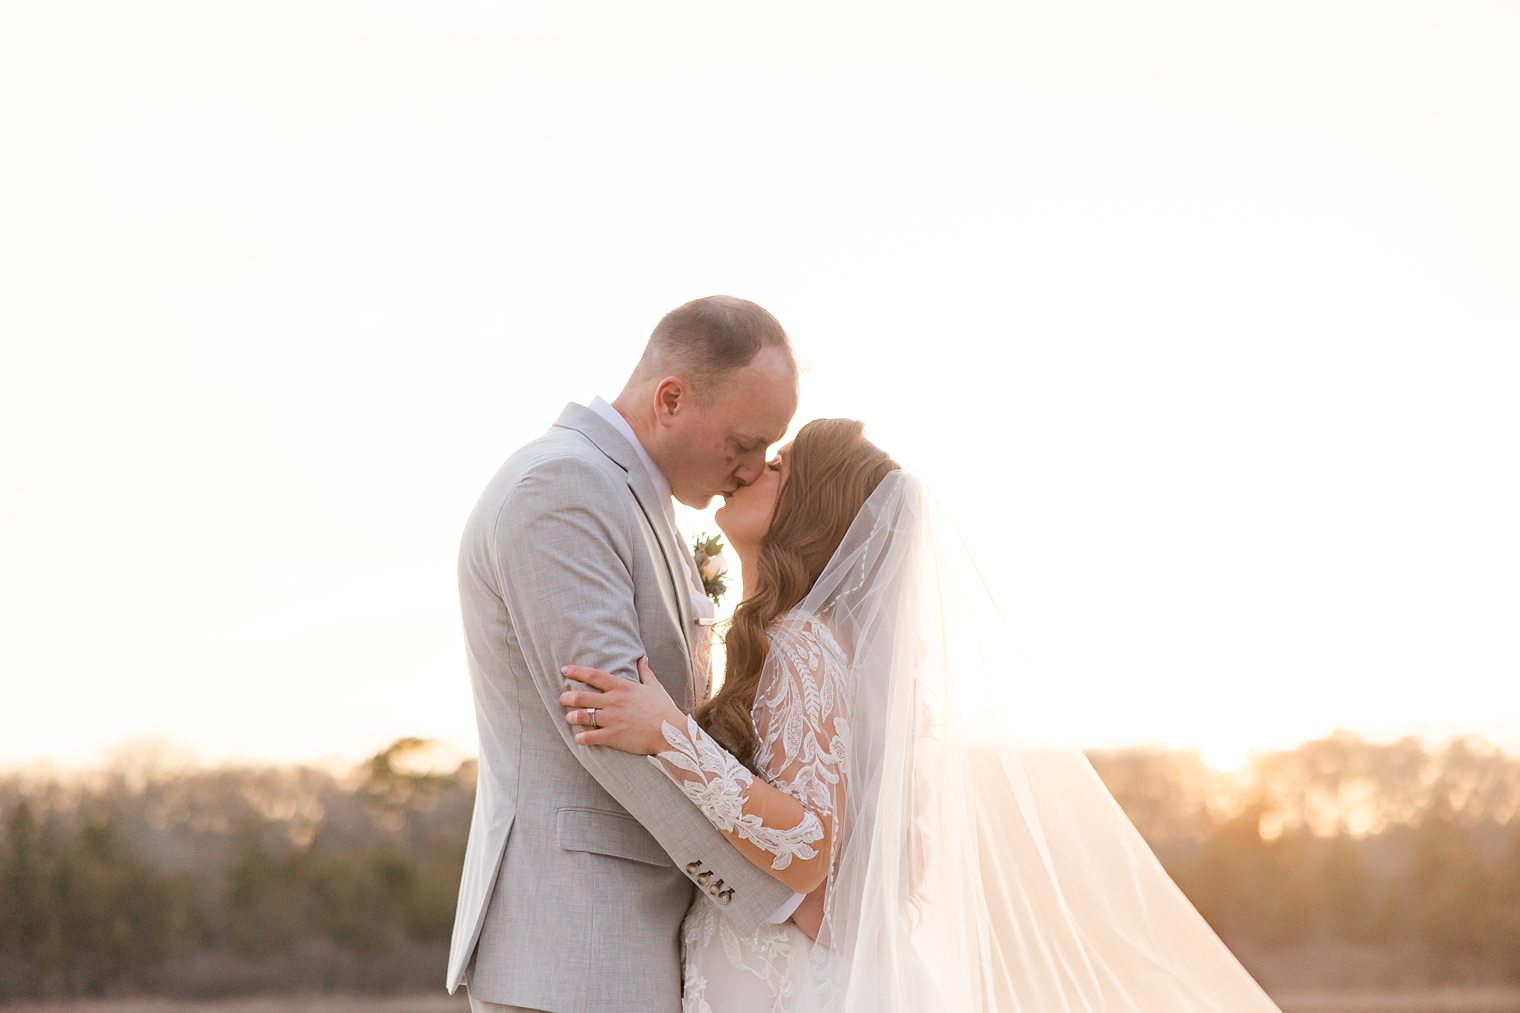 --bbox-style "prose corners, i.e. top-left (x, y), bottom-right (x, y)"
top-left (1, 732), bottom-right (1517, 1000)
